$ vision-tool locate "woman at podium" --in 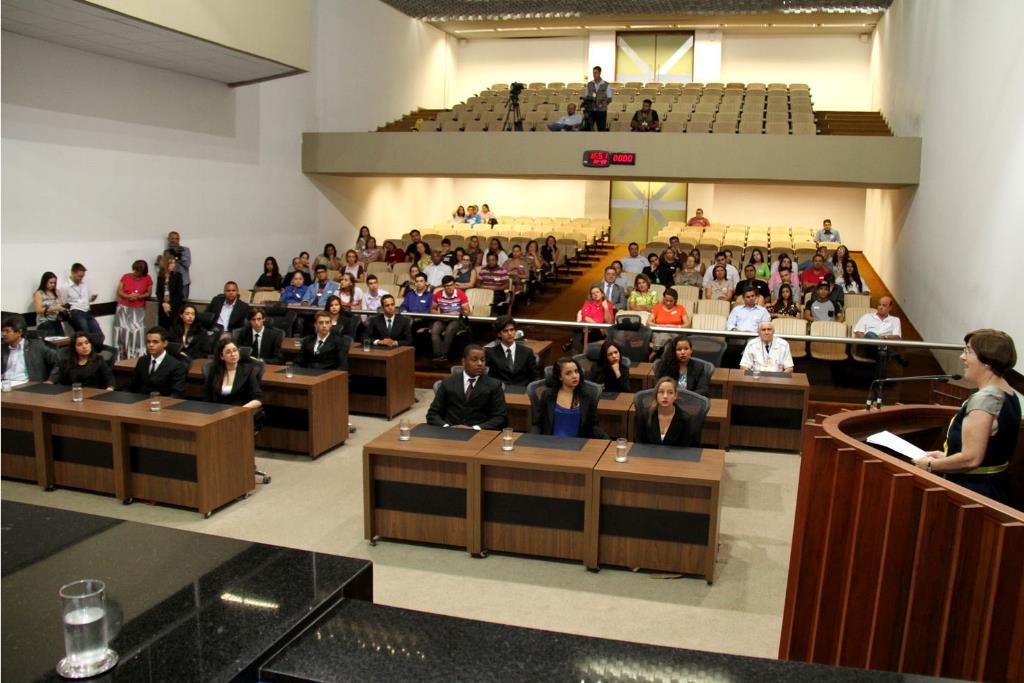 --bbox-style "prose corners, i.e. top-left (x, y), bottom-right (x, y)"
top-left (916, 329), bottom-right (1020, 506)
